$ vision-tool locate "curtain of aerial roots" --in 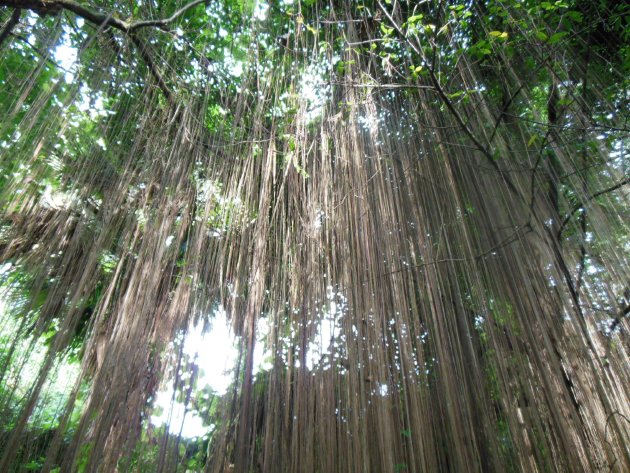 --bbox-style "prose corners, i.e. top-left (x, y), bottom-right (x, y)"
top-left (0, 4), bottom-right (629, 473)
